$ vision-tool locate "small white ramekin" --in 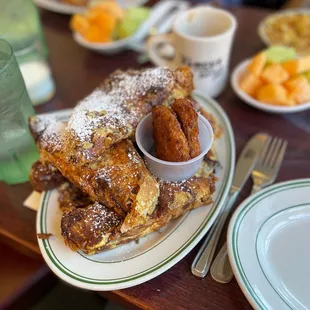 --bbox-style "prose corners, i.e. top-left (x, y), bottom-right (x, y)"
top-left (136, 113), bottom-right (214, 181)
